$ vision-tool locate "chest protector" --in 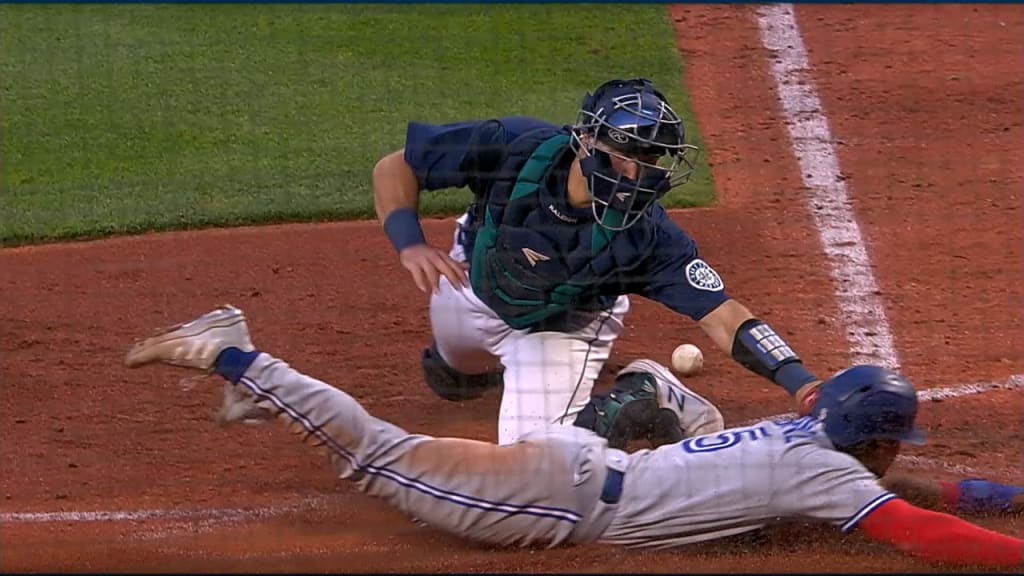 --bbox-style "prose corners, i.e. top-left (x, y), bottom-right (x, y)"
top-left (469, 129), bottom-right (657, 330)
